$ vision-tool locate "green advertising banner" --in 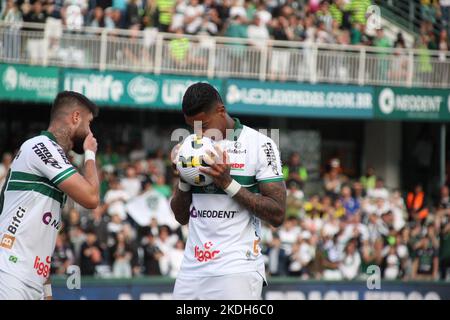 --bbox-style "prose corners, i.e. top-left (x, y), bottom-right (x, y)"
top-left (0, 64), bottom-right (59, 102)
top-left (375, 87), bottom-right (450, 121)
top-left (224, 79), bottom-right (375, 119)
top-left (62, 69), bottom-right (221, 110)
